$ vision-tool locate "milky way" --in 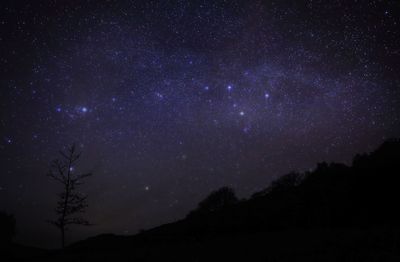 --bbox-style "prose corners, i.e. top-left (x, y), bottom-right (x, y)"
top-left (1, 0), bottom-right (399, 247)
